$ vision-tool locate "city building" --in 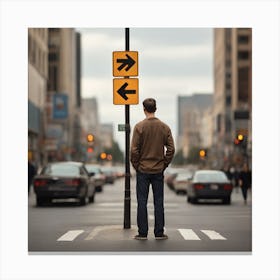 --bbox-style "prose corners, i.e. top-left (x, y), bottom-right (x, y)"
top-left (28, 28), bottom-right (48, 166)
top-left (213, 28), bottom-right (252, 167)
top-left (231, 28), bottom-right (252, 164)
top-left (80, 97), bottom-right (101, 160)
top-left (100, 123), bottom-right (114, 149)
top-left (177, 94), bottom-right (213, 158)
top-left (46, 28), bottom-right (82, 161)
